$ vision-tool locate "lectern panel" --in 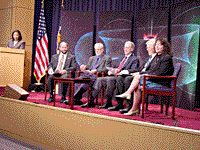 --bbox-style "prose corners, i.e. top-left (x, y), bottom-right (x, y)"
top-left (0, 47), bottom-right (25, 87)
